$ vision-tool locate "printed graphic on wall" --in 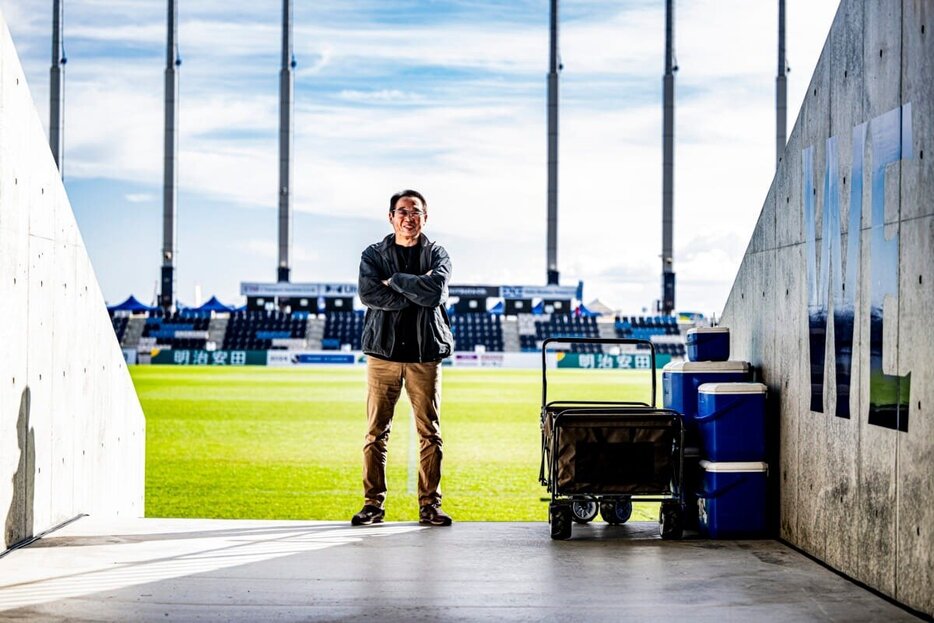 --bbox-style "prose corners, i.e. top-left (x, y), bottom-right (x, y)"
top-left (803, 104), bottom-right (911, 432)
